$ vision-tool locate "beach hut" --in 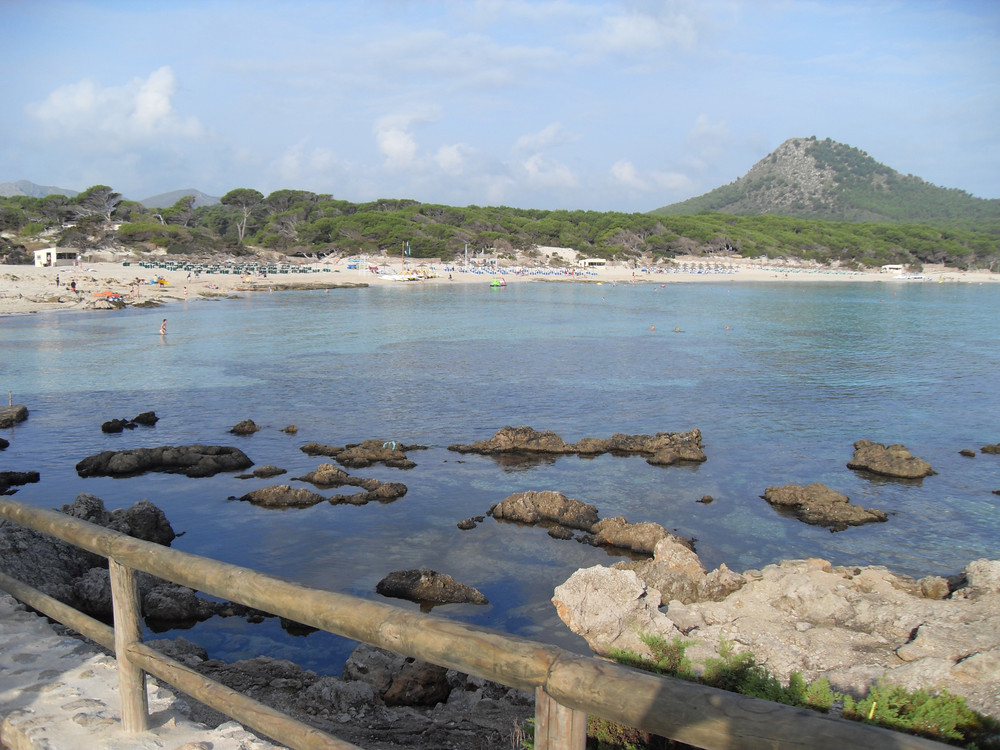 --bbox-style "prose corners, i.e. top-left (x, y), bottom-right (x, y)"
top-left (34, 248), bottom-right (78, 267)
